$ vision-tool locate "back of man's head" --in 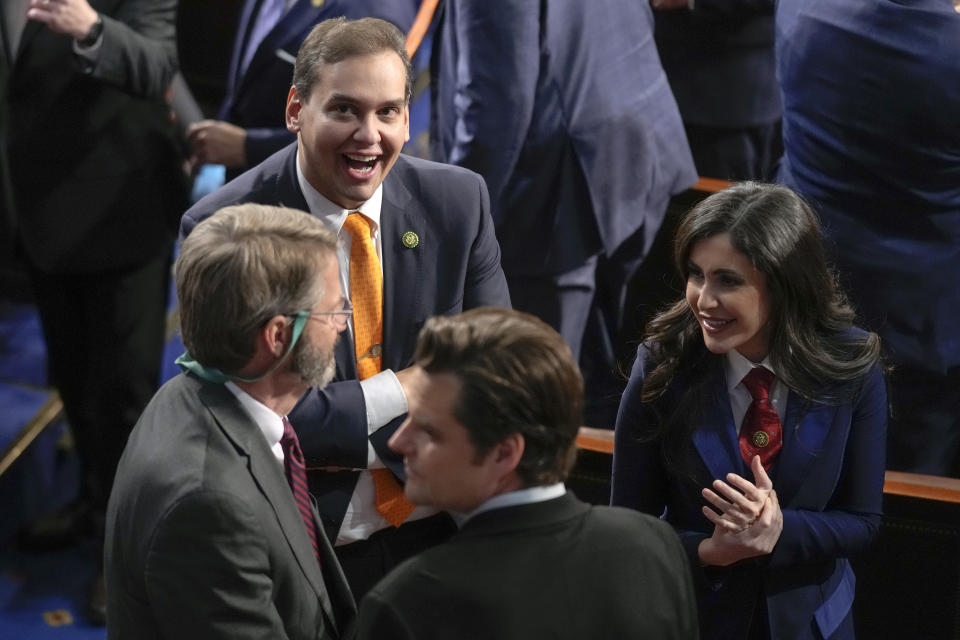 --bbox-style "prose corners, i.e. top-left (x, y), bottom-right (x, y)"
top-left (293, 17), bottom-right (413, 103)
top-left (413, 307), bottom-right (583, 486)
top-left (176, 204), bottom-right (337, 374)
